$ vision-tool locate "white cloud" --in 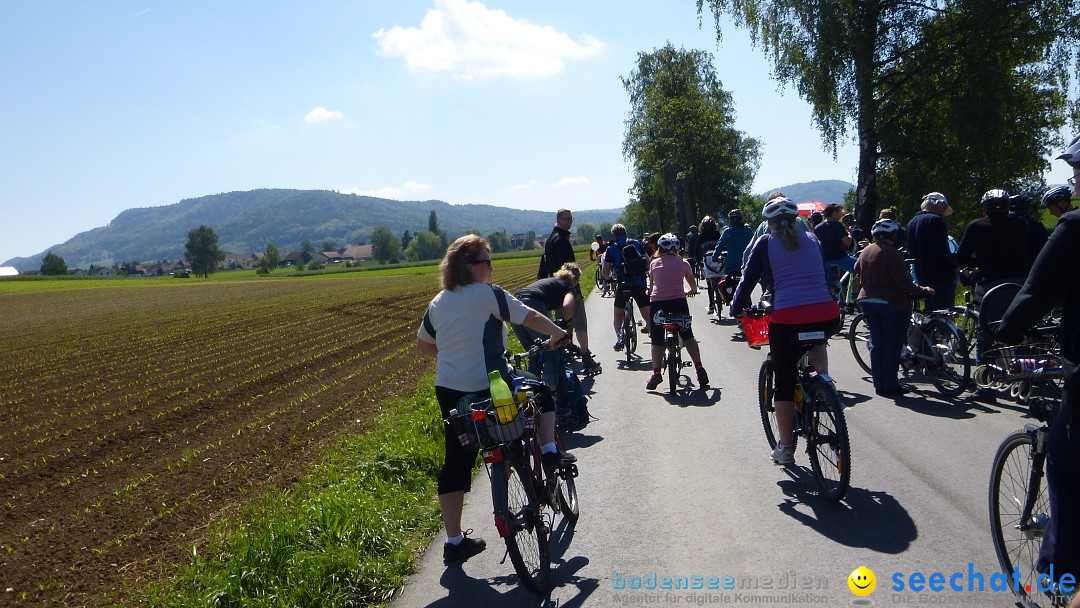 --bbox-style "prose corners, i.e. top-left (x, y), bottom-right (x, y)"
top-left (304, 107), bottom-right (344, 123)
top-left (554, 176), bottom-right (590, 187)
top-left (403, 181), bottom-right (431, 191)
top-left (342, 181), bottom-right (432, 199)
top-left (373, 0), bottom-right (603, 79)
top-left (507, 179), bottom-right (538, 191)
